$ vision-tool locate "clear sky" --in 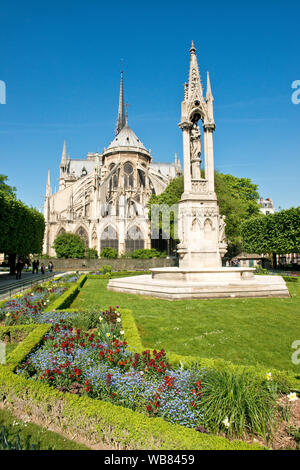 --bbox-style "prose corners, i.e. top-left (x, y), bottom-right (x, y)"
top-left (0, 0), bottom-right (299, 211)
